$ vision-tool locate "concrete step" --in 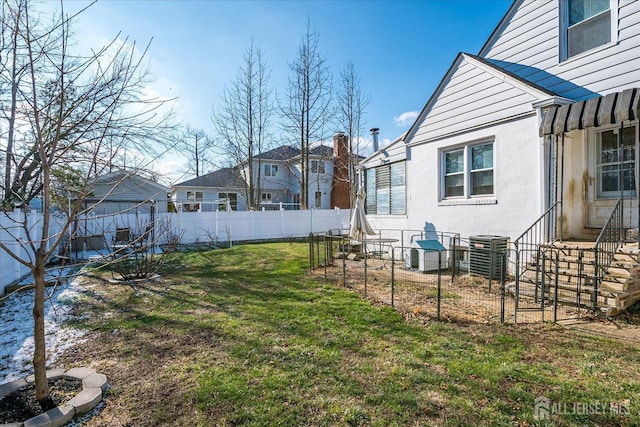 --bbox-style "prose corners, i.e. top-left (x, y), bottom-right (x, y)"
top-left (509, 282), bottom-right (620, 310)
top-left (520, 268), bottom-right (639, 293)
top-left (517, 241), bottom-right (640, 315)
